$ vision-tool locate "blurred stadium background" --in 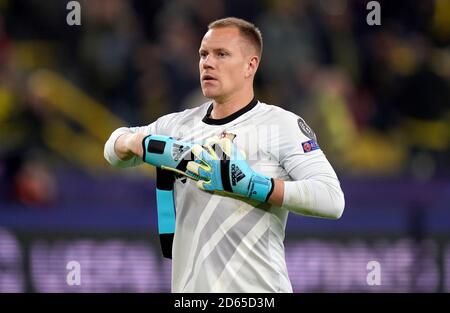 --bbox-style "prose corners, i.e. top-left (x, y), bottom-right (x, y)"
top-left (0, 0), bottom-right (449, 292)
